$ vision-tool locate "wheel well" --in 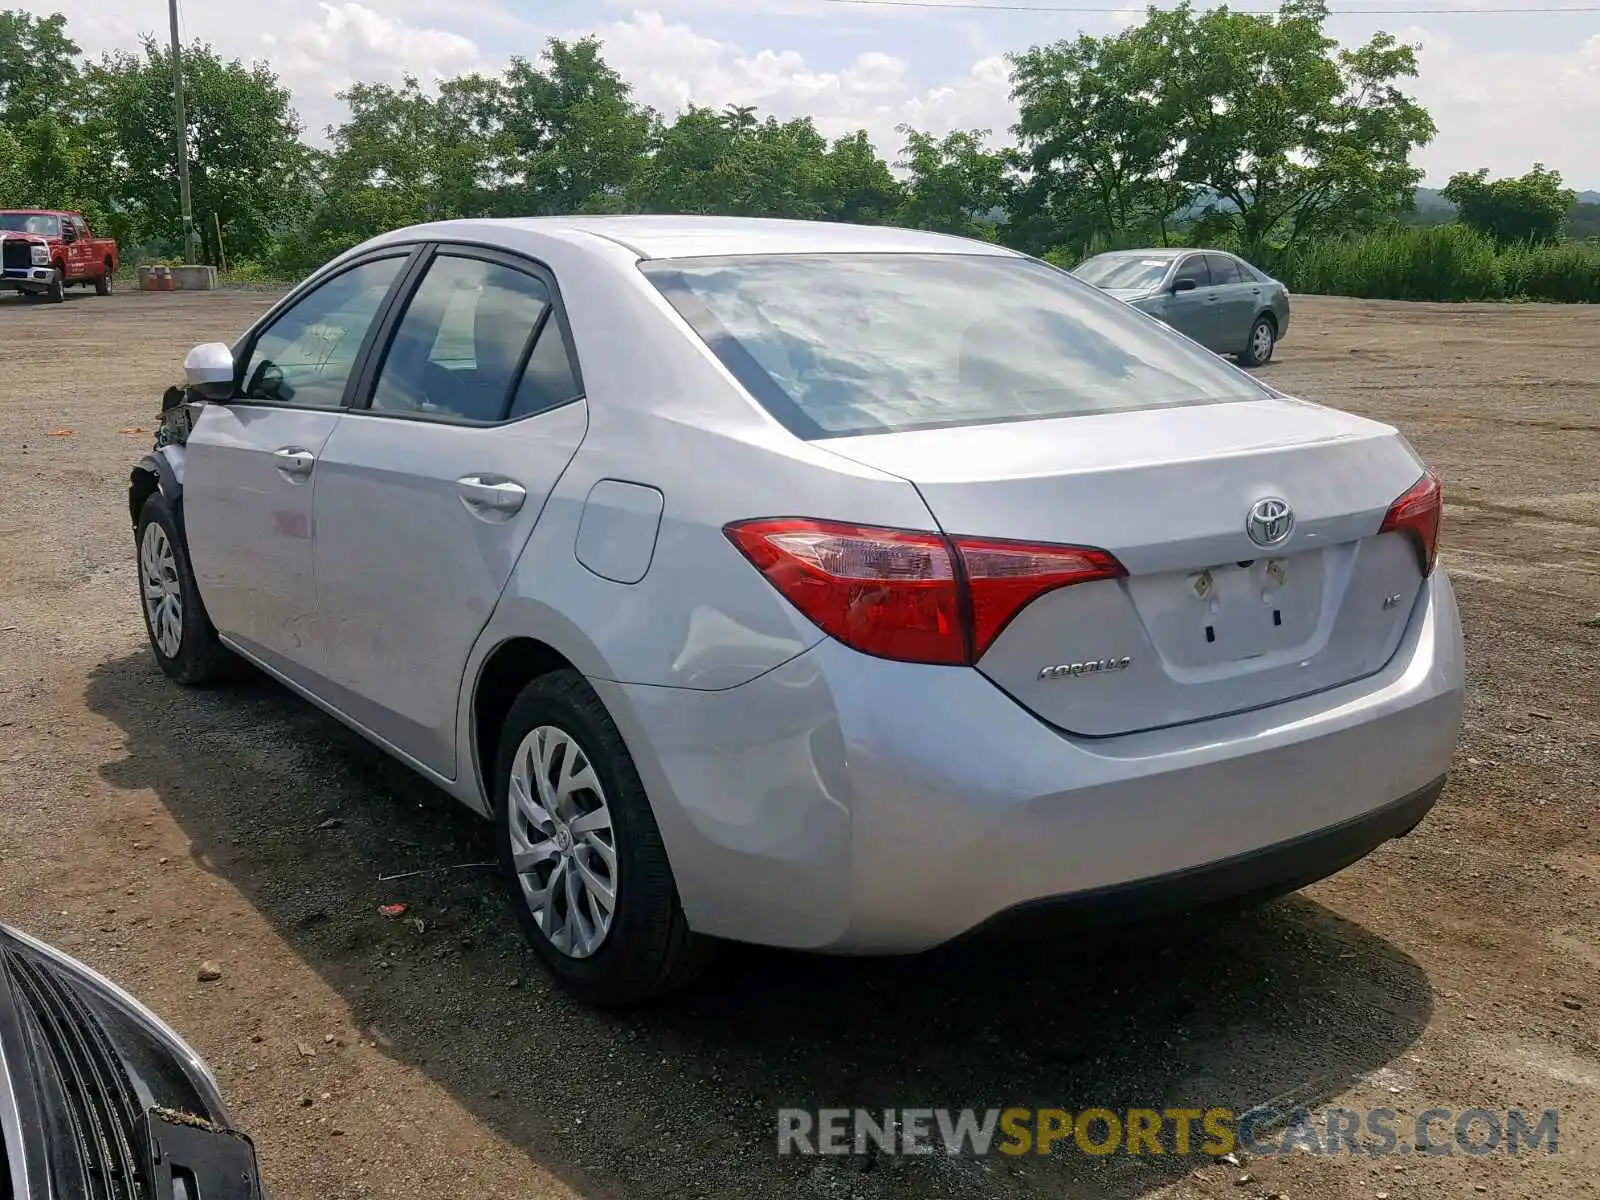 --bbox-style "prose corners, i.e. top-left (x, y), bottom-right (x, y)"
top-left (473, 638), bottom-right (576, 799)
top-left (129, 467), bottom-right (160, 527)
top-left (1257, 310), bottom-right (1279, 333)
